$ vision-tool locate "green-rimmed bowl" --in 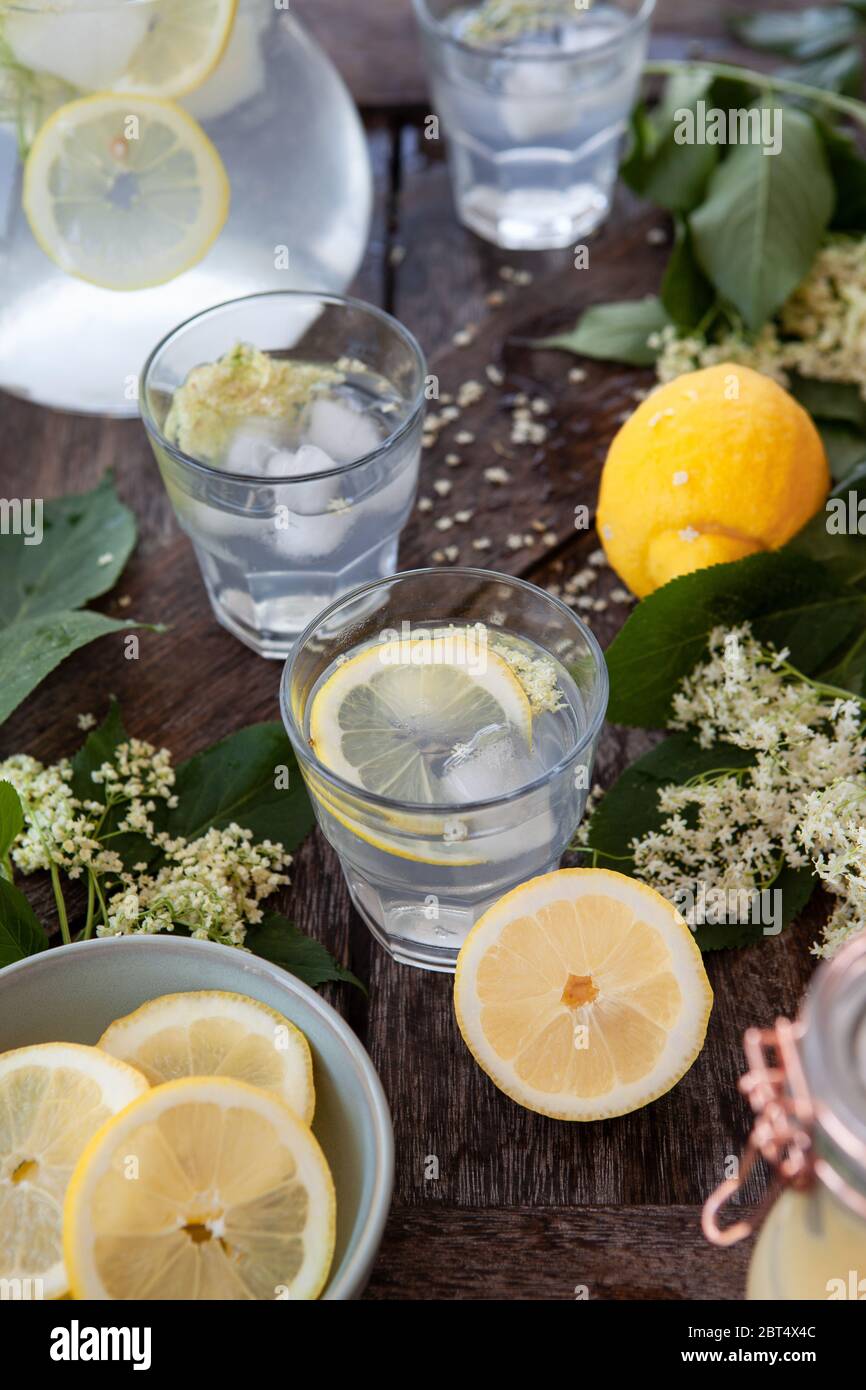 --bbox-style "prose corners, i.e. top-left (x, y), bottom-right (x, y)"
top-left (0, 935), bottom-right (392, 1301)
